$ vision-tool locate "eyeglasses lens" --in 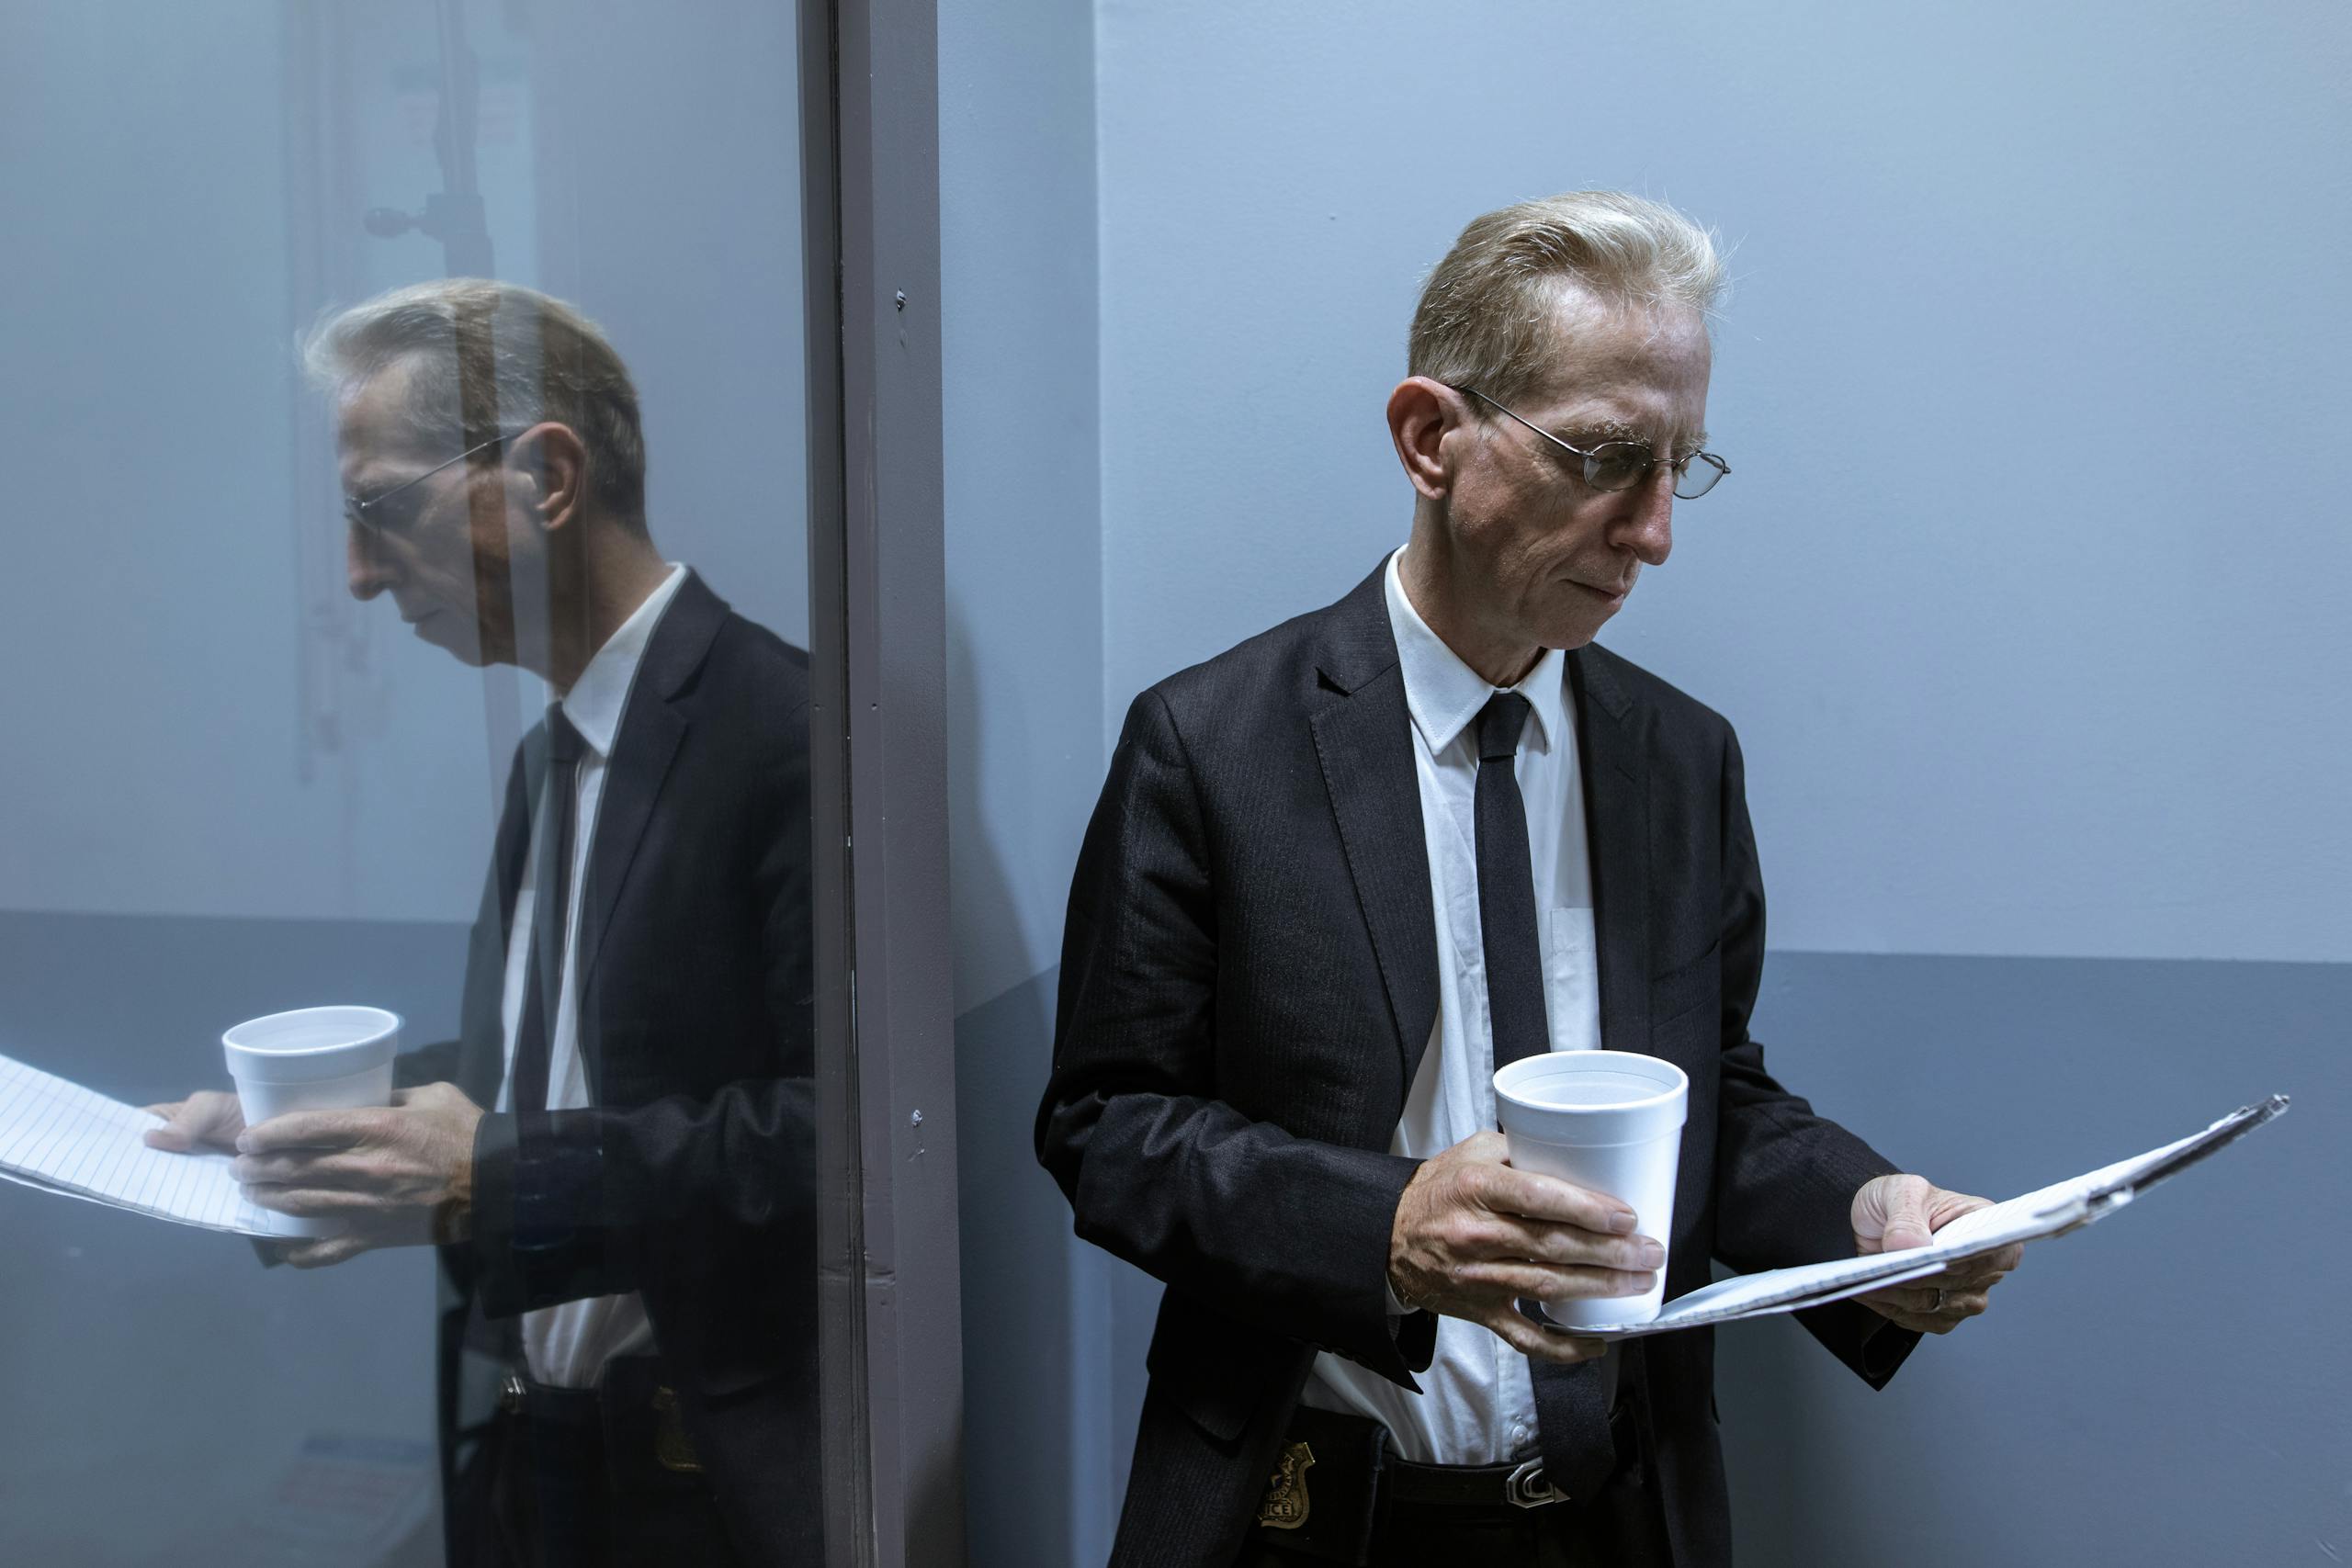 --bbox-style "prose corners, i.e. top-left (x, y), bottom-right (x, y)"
top-left (1583, 444), bottom-right (1654, 492)
top-left (1673, 455), bottom-right (1727, 500)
